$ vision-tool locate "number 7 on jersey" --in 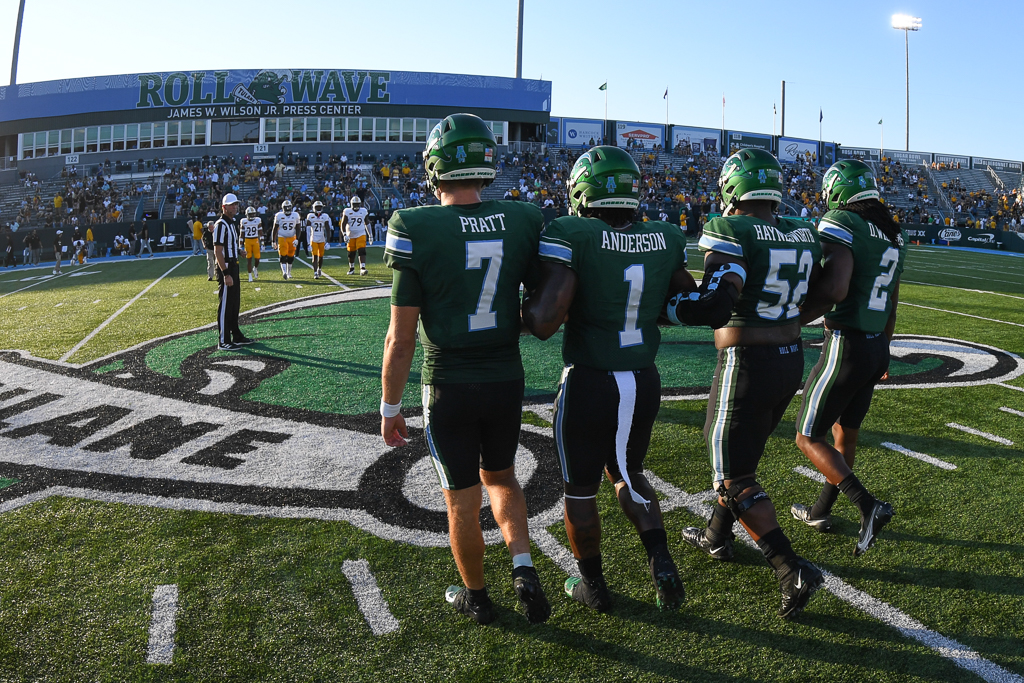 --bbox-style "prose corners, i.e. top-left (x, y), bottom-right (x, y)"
top-left (466, 240), bottom-right (504, 331)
